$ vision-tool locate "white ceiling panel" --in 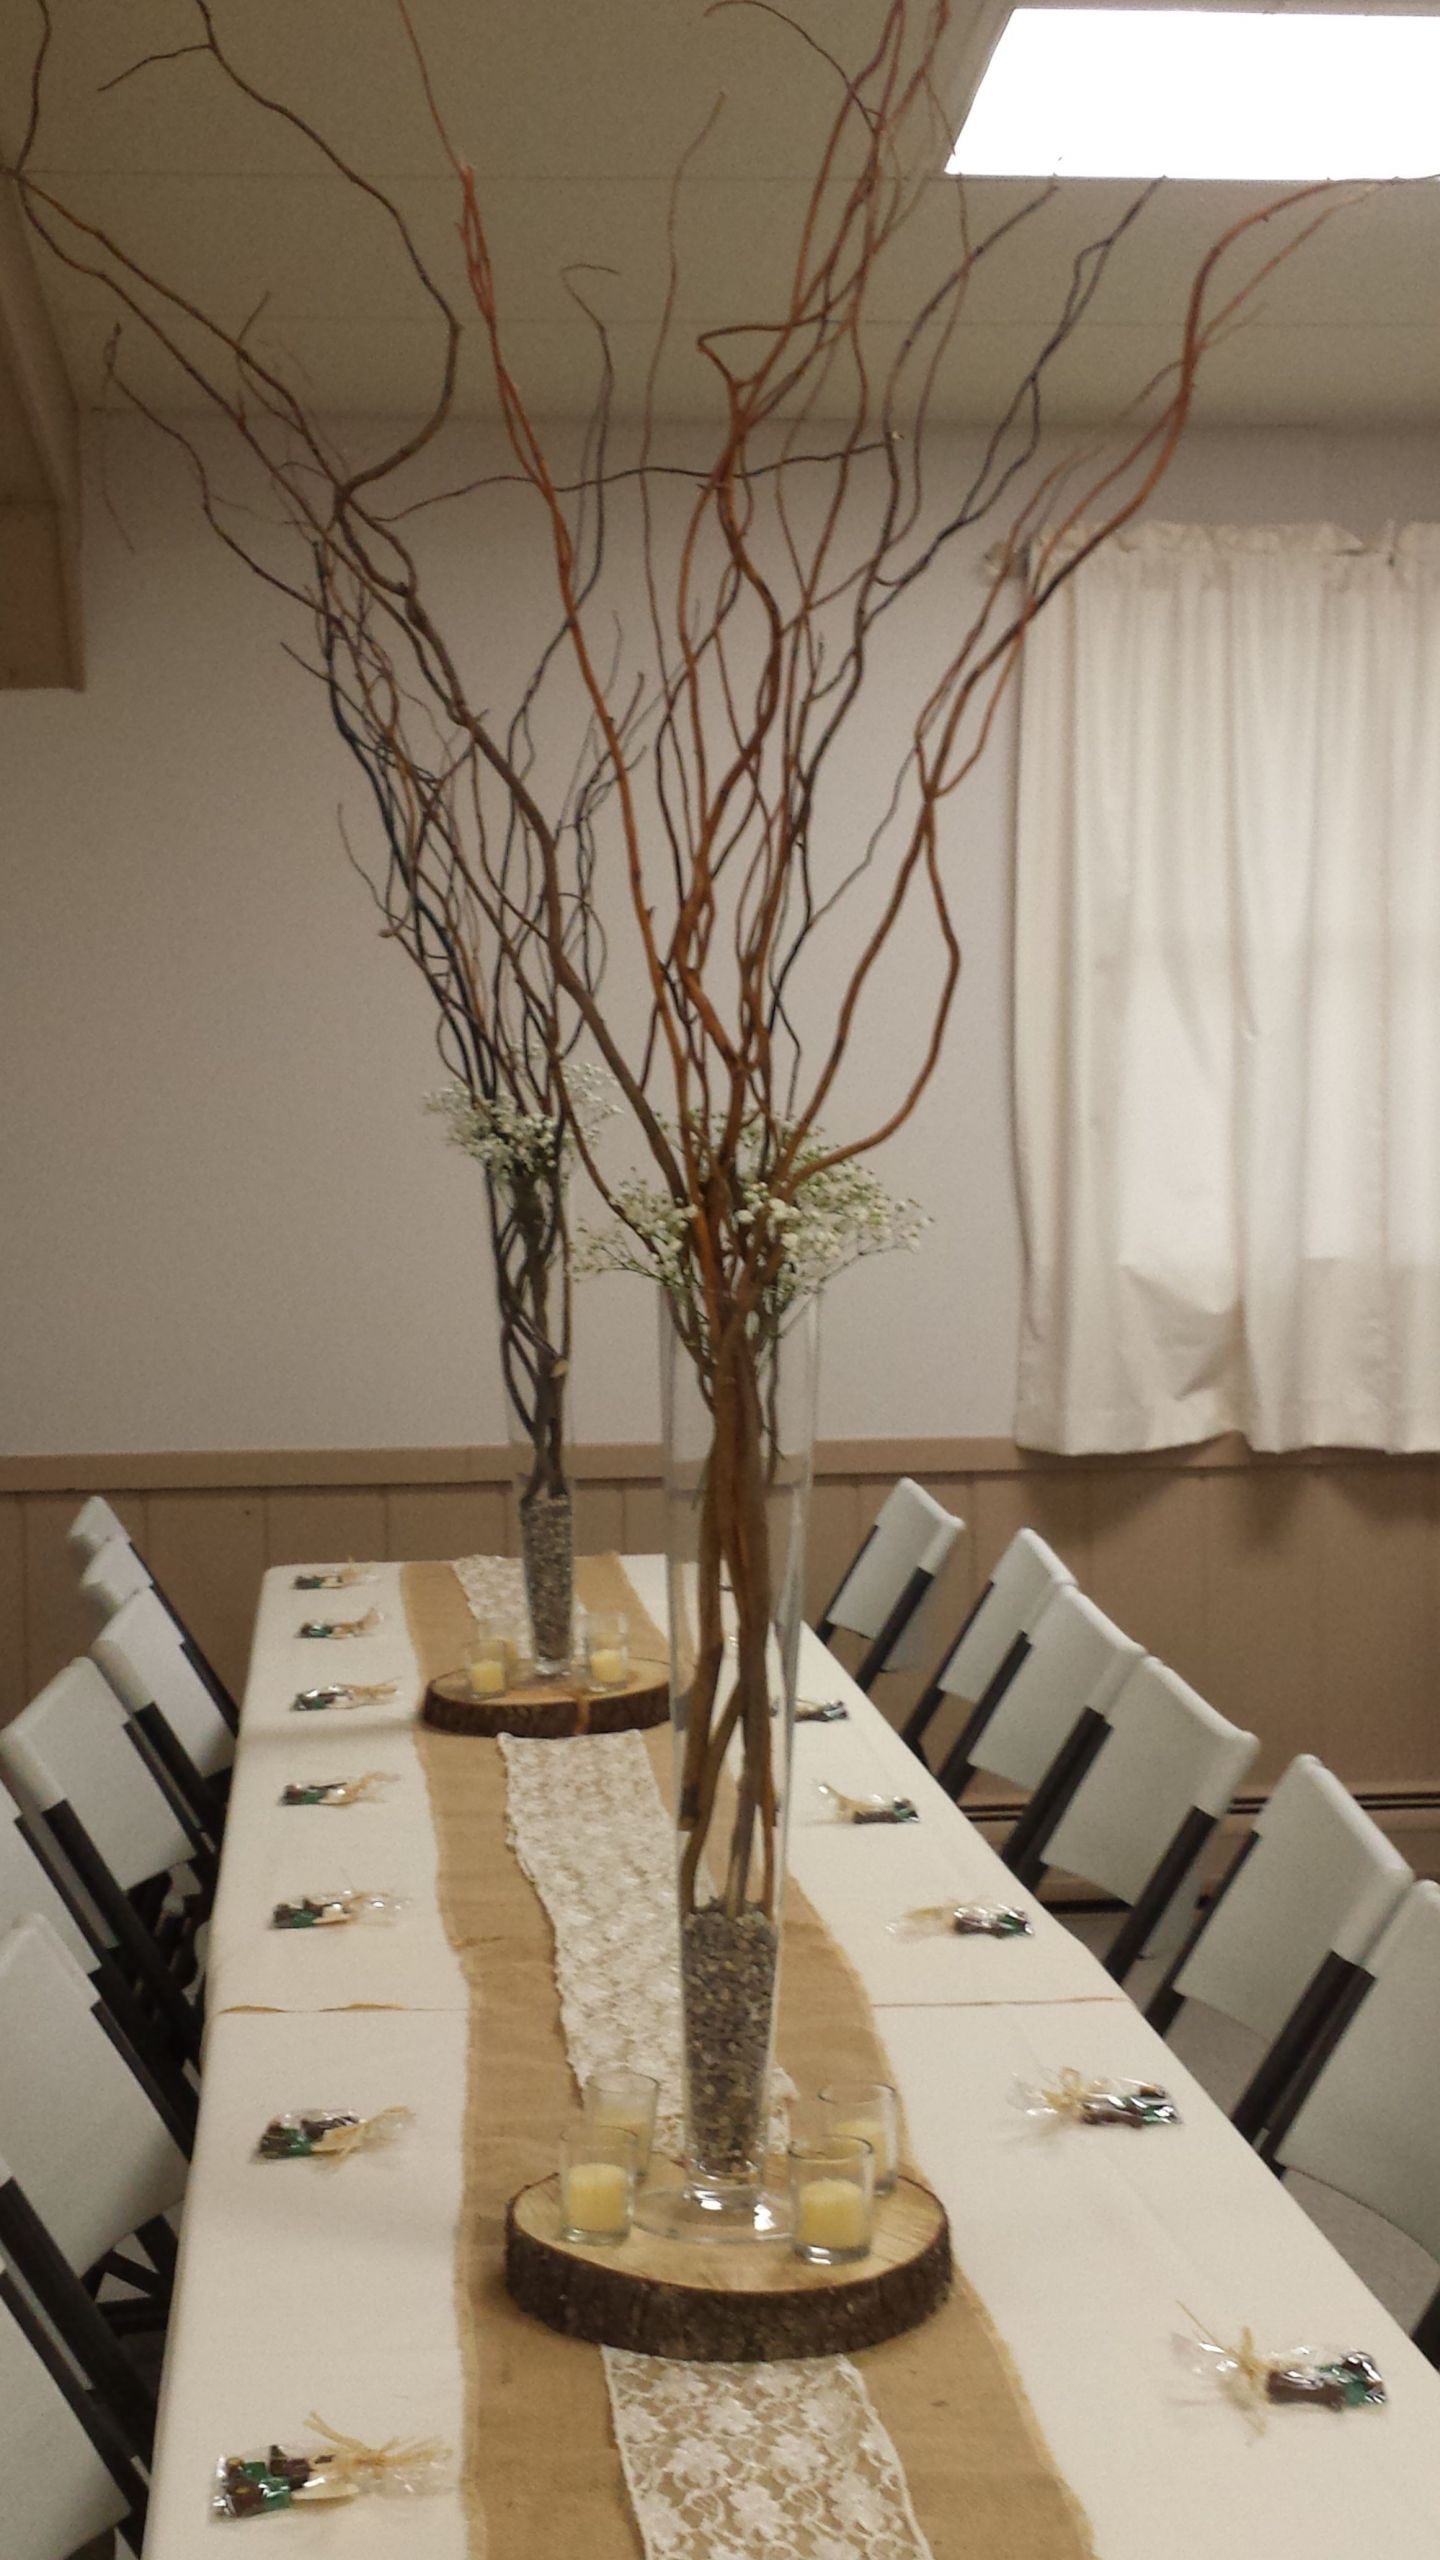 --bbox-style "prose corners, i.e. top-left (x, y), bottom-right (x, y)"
top-left (3, 0), bottom-right (1440, 425)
